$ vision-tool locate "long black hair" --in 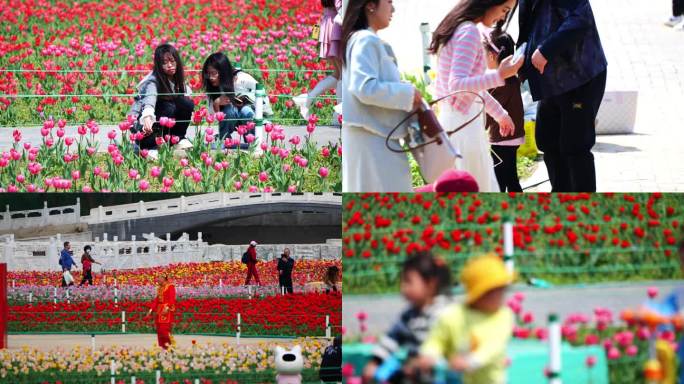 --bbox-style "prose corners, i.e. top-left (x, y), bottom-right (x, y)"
top-left (340, 0), bottom-right (380, 66)
top-left (402, 251), bottom-right (452, 296)
top-left (429, 0), bottom-right (517, 54)
top-left (202, 52), bottom-right (236, 103)
top-left (152, 44), bottom-right (186, 100)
